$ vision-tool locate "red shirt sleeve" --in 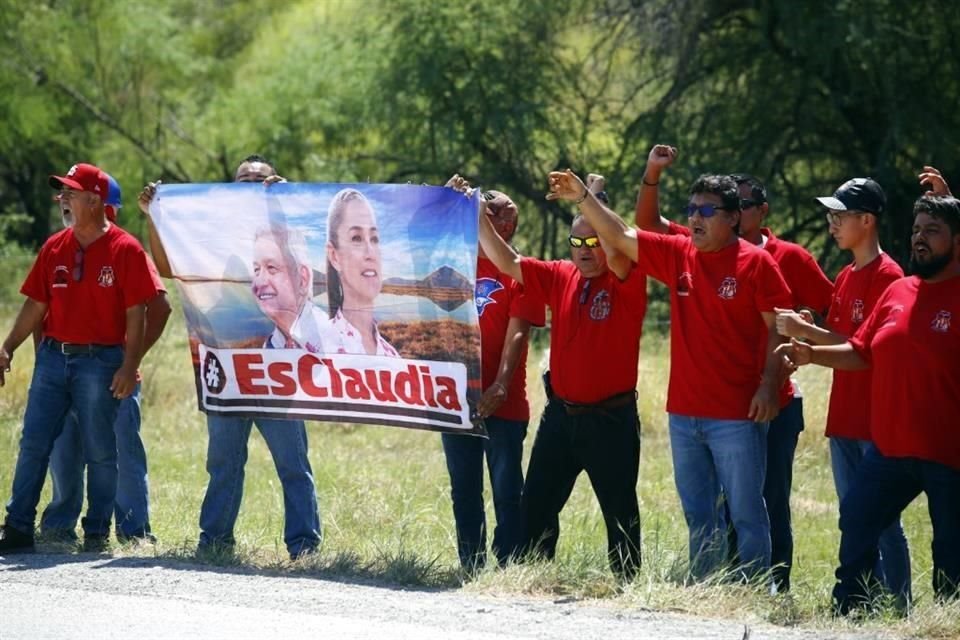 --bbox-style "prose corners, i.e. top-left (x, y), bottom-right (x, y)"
top-left (146, 254), bottom-right (167, 295)
top-left (635, 230), bottom-right (682, 285)
top-left (752, 252), bottom-right (793, 312)
top-left (20, 248), bottom-right (51, 304)
top-left (518, 257), bottom-right (558, 307)
top-left (866, 261), bottom-right (903, 307)
top-left (121, 241), bottom-right (163, 308)
top-left (826, 266), bottom-right (850, 323)
top-left (507, 280), bottom-right (546, 327)
top-left (786, 251), bottom-right (833, 314)
top-left (619, 262), bottom-right (648, 305)
top-left (667, 220), bottom-right (692, 236)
